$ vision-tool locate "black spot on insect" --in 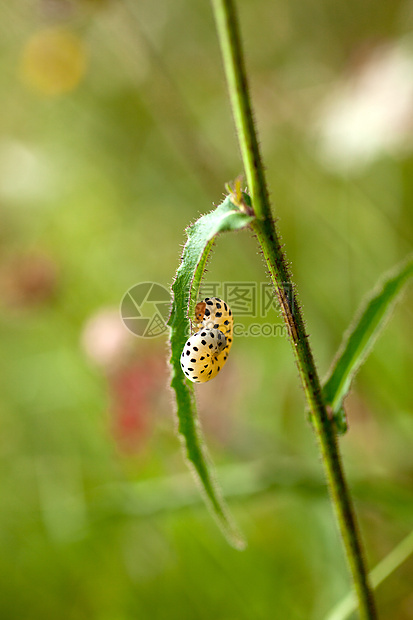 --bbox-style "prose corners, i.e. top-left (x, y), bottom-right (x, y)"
top-left (208, 370), bottom-right (212, 375)
top-left (229, 309), bottom-right (232, 315)
top-left (216, 303), bottom-right (221, 309)
top-left (200, 370), bottom-right (205, 374)
top-left (217, 366), bottom-right (220, 371)
top-left (207, 353), bottom-right (210, 357)
top-left (204, 365), bottom-right (208, 369)
top-left (216, 298), bottom-right (221, 302)
top-left (218, 342), bottom-right (223, 347)
top-left (210, 333), bottom-right (214, 338)
top-left (186, 350), bottom-right (190, 355)
top-left (214, 323), bottom-right (219, 329)
top-left (201, 339), bottom-right (206, 345)
top-left (214, 356), bottom-right (218, 361)
top-left (200, 356), bottom-right (205, 360)
top-left (228, 338), bottom-right (232, 343)
top-left (205, 309), bottom-right (210, 316)
top-left (188, 367), bottom-right (194, 371)
top-left (185, 371), bottom-right (189, 376)
top-left (209, 344), bottom-right (213, 349)
top-left (206, 300), bottom-right (213, 305)
top-left (190, 358), bottom-right (196, 363)
top-left (205, 297), bottom-right (210, 301)
top-left (224, 356), bottom-right (227, 361)
top-left (193, 346), bottom-right (198, 351)
top-left (187, 341), bottom-right (190, 346)
top-left (223, 302), bottom-right (228, 311)
top-left (201, 331), bottom-right (206, 336)
top-left (193, 377), bottom-right (198, 380)
top-left (215, 312), bottom-right (222, 318)
top-left (224, 320), bottom-right (229, 325)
